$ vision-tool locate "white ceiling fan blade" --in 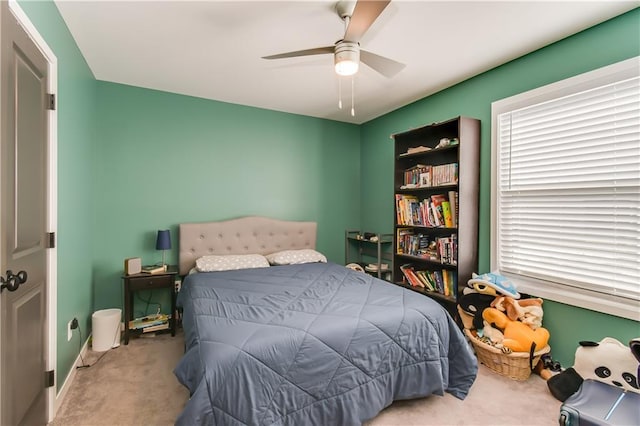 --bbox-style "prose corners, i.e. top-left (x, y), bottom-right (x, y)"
top-left (344, 0), bottom-right (390, 42)
top-left (360, 50), bottom-right (405, 78)
top-left (262, 46), bottom-right (334, 60)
